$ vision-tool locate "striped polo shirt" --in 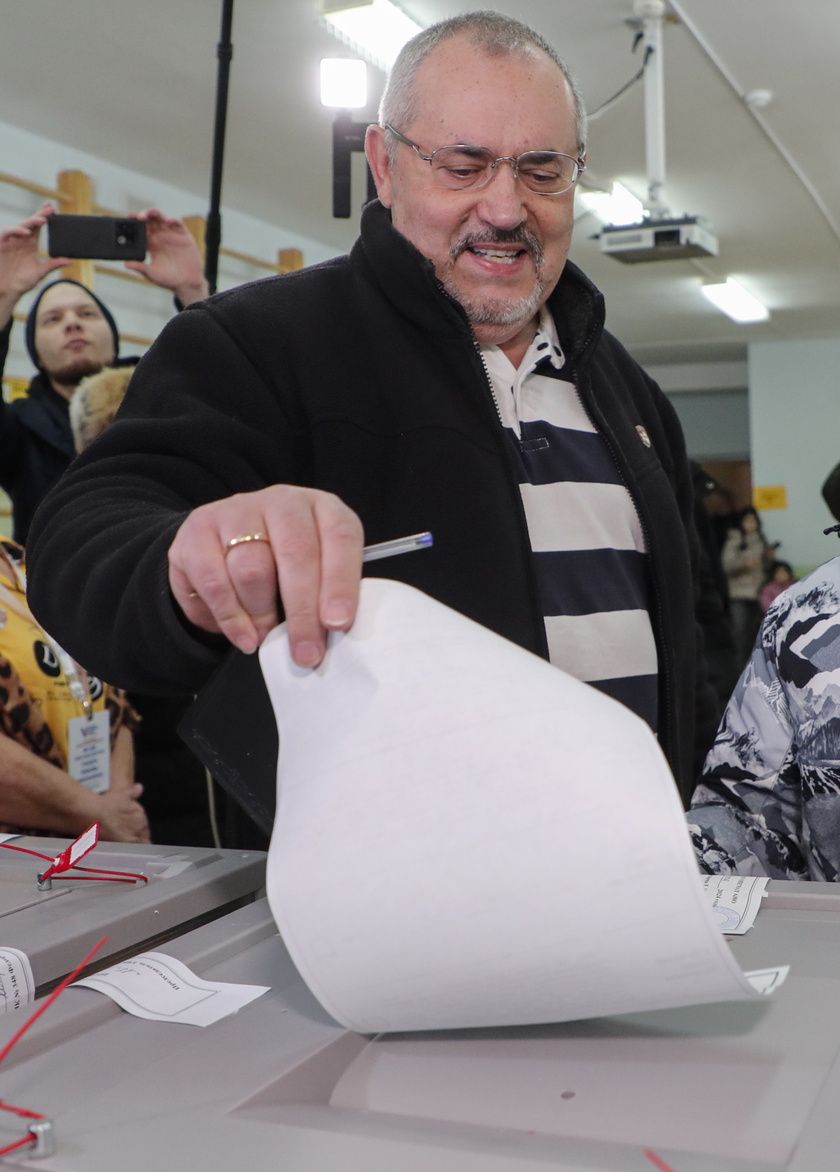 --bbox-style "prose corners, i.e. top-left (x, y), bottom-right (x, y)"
top-left (480, 308), bottom-right (659, 730)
